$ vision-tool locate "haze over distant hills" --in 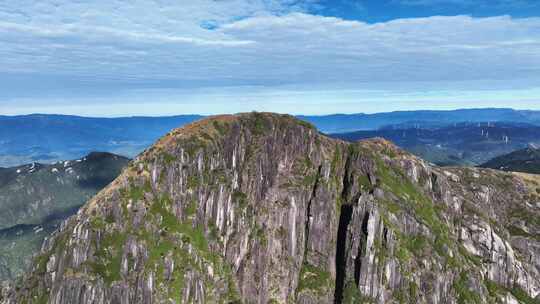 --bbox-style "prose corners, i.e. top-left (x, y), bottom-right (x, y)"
top-left (2, 108), bottom-right (540, 167)
top-left (299, 108), bottom-right (540, 133)
top-left (0, 114), bottom-right (201, 167)
top-left (331, 122), bottom-right (540, 166)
